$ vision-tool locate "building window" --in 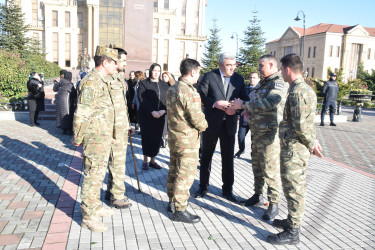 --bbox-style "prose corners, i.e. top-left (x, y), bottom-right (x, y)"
top-left (164, 19), bottom-right (170, 35)
top-left (152, 38), bottom-right (158, 63)
top-left (52, 10), bottom-right (58, 27)
top-left (285, 46), bottom-right (293, 55)
top-left (77, 12), bottom-right (83, 28)
top-left (65, 12), bottom-right (70, 28)
top-left (192, 42), bottom-right (198, 60)
top-left (329, 45), bottom-right (333, 57)
top-left (153, 0), bottom-right (158, 11)
top-left (368, 48), bottom-right (371, 60)
top-left (311, 67), bottom-right (315, 78)
top-left (313, 46), bottom-right (317, 57)
top-left (308, 47), bottom-right (311, 58)
top-left (52, 32), bottom-right (59, 64)
top-left (163, 39), bottom-right (169, 70)
top-left (180, 22), bottom-right (186, 35)
top-left (65, 33), bottom-right (71, 67)
top-left (78, 34), bottom-right (83, 56)
top-left (99, 1), bottom-right (124, 48)
top-left (274, 51), bottom-right (276, 56)
top-left (153, 18), bottom-right (159, 34)
top-left (32, 0), bottom-right (38, 26)
top-left (306, 68), bottom-right (309, 77)
top-left (180, 41), bottom-right (185, 63)
top-left (164, 0), bottom-right (169, 9)
top-left (336, 46), bottom-right (340, 57)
